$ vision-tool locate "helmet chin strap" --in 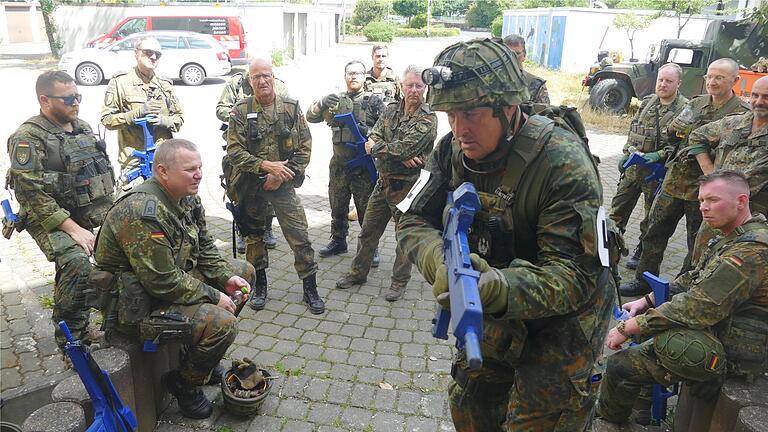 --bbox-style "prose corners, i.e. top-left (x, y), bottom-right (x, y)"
top-left (493, 104), bottom-right (521, 141)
